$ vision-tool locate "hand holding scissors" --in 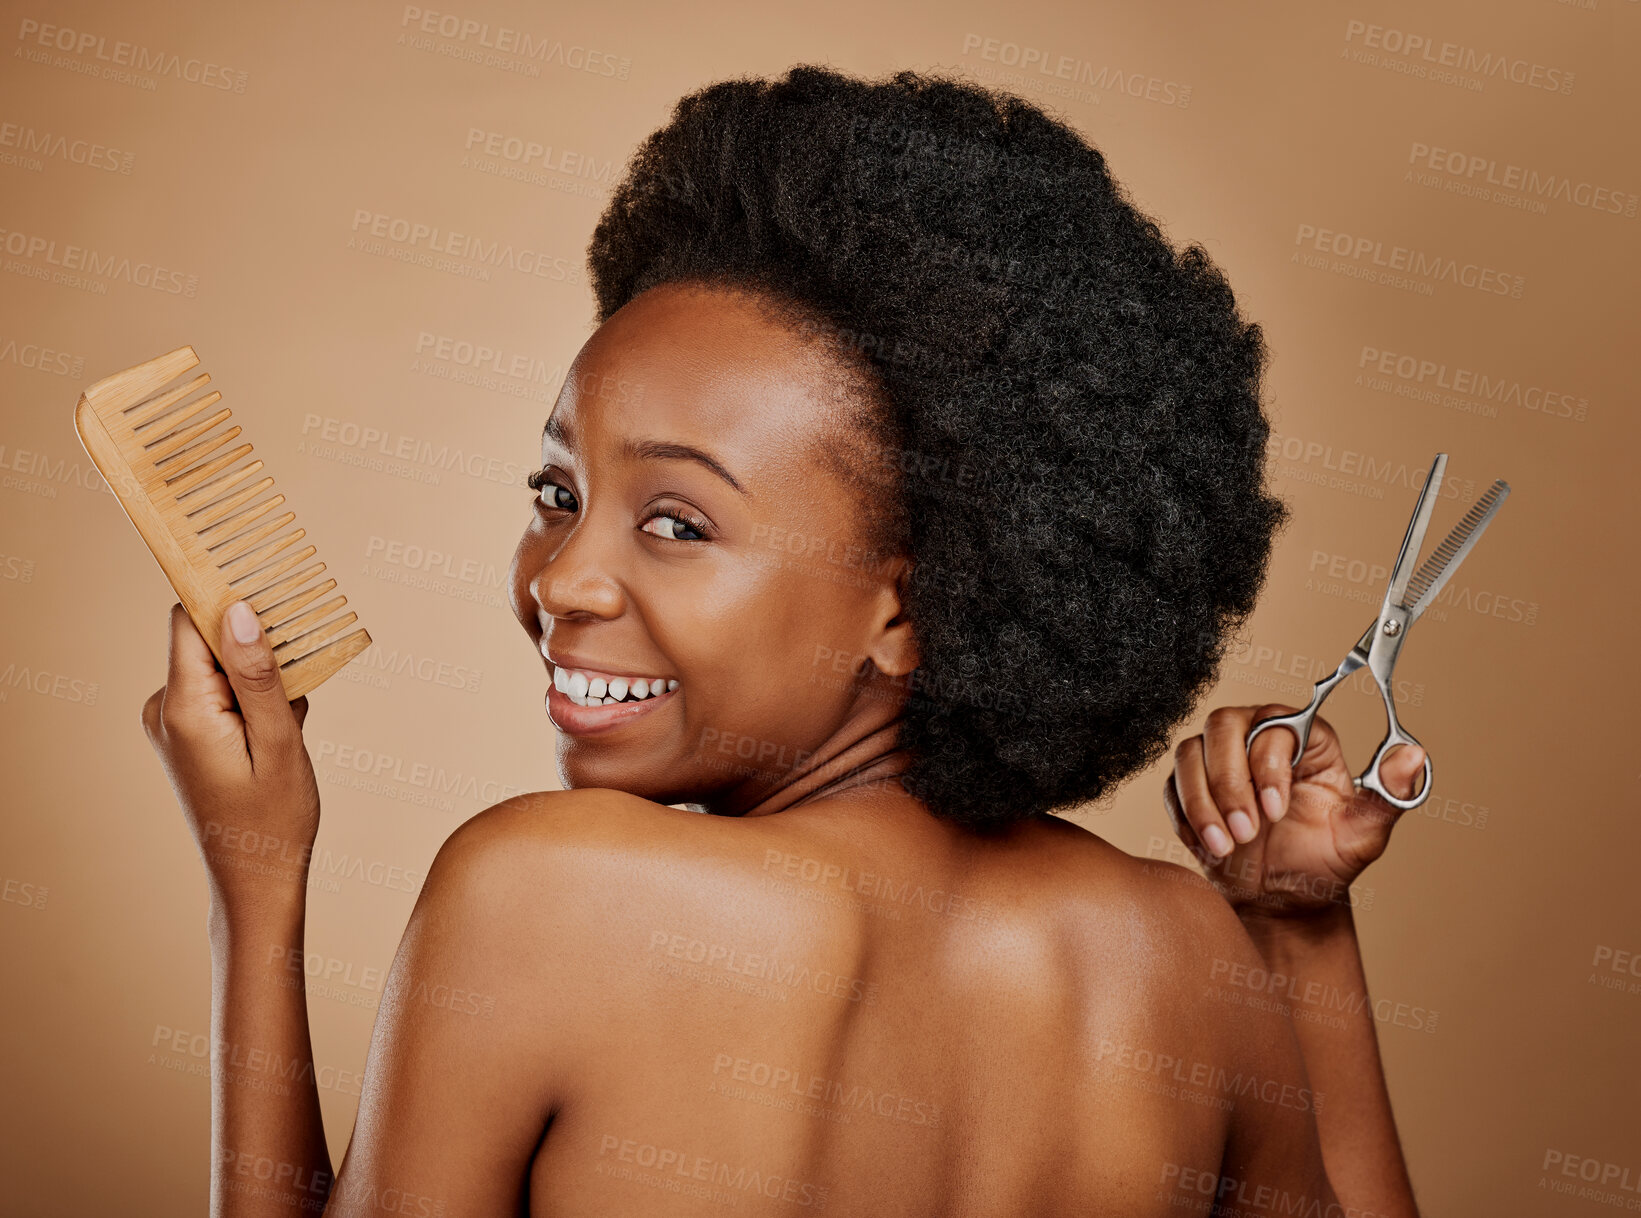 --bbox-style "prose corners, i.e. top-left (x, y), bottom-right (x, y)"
top-left (1246, 452), bottom-right (1509, 811)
